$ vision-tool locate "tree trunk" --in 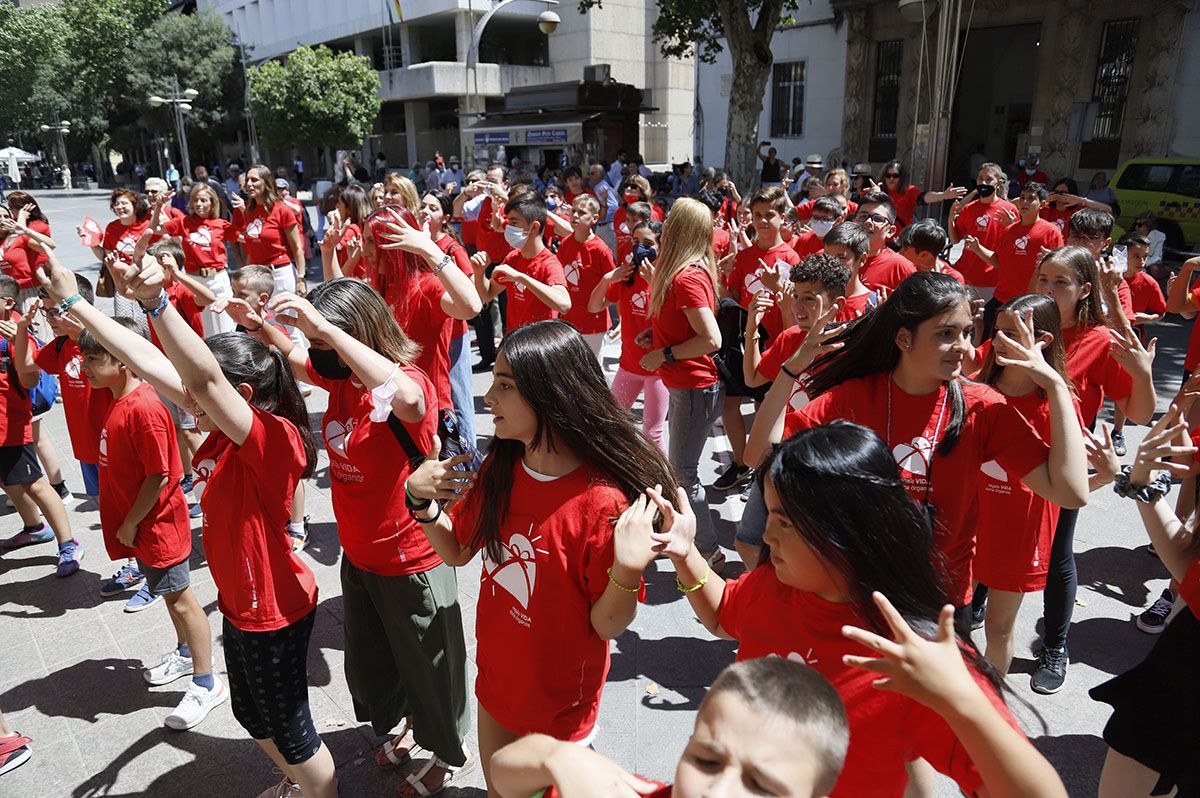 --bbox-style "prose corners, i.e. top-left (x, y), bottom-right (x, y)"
top-left (722, 47), bottom-right (773, 195)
